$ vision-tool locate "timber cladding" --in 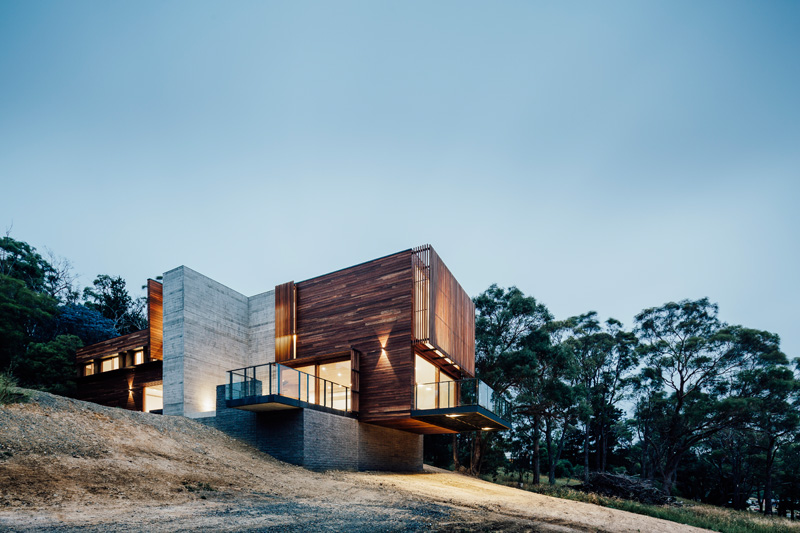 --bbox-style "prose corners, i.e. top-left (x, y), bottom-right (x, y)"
top-left (429, 250), bottom-right (475, 376)
top-left (75, 360), bottom-right (162, 411)
top-left (274, 281), bottom-right (296, 363)
top-left (294, 250), bottom-right (415, 425)
top-left (147, 279), bottom-right (163, 360)
top-left (75, 330), bottom-right (149, 365)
